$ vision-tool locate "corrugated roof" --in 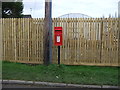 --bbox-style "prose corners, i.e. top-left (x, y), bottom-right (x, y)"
top-left (59, 13), bottom-right (91, 18)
